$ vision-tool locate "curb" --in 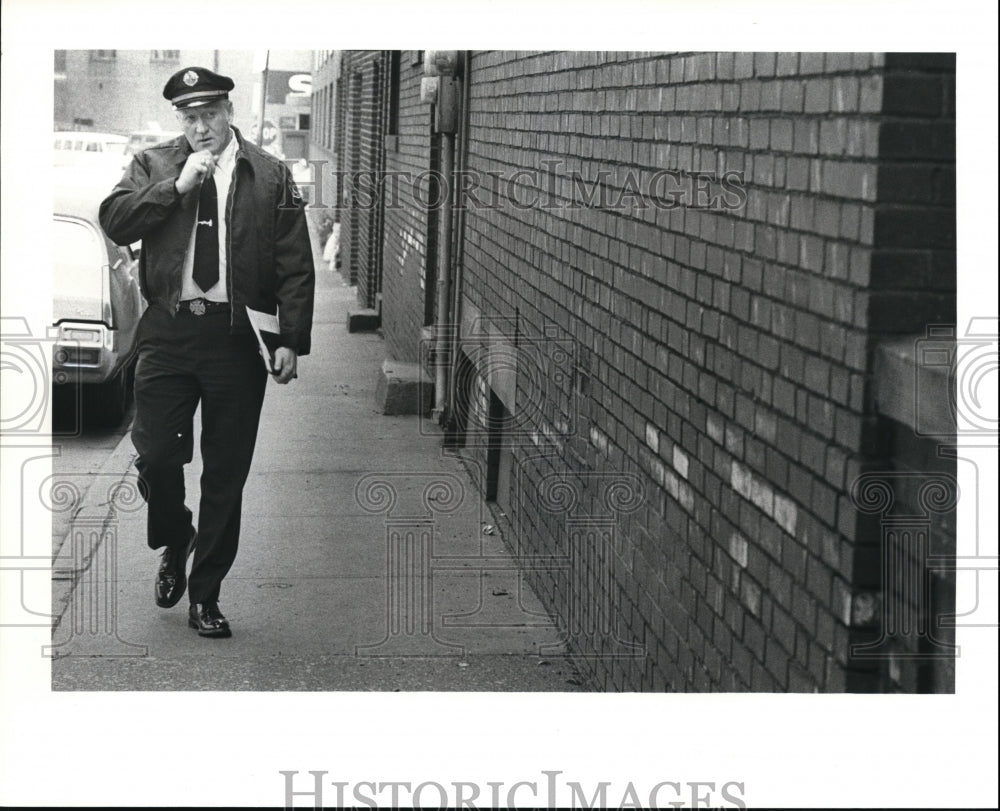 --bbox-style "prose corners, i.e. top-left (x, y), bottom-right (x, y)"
top-left (51, 423), bottom-right (139, 629)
